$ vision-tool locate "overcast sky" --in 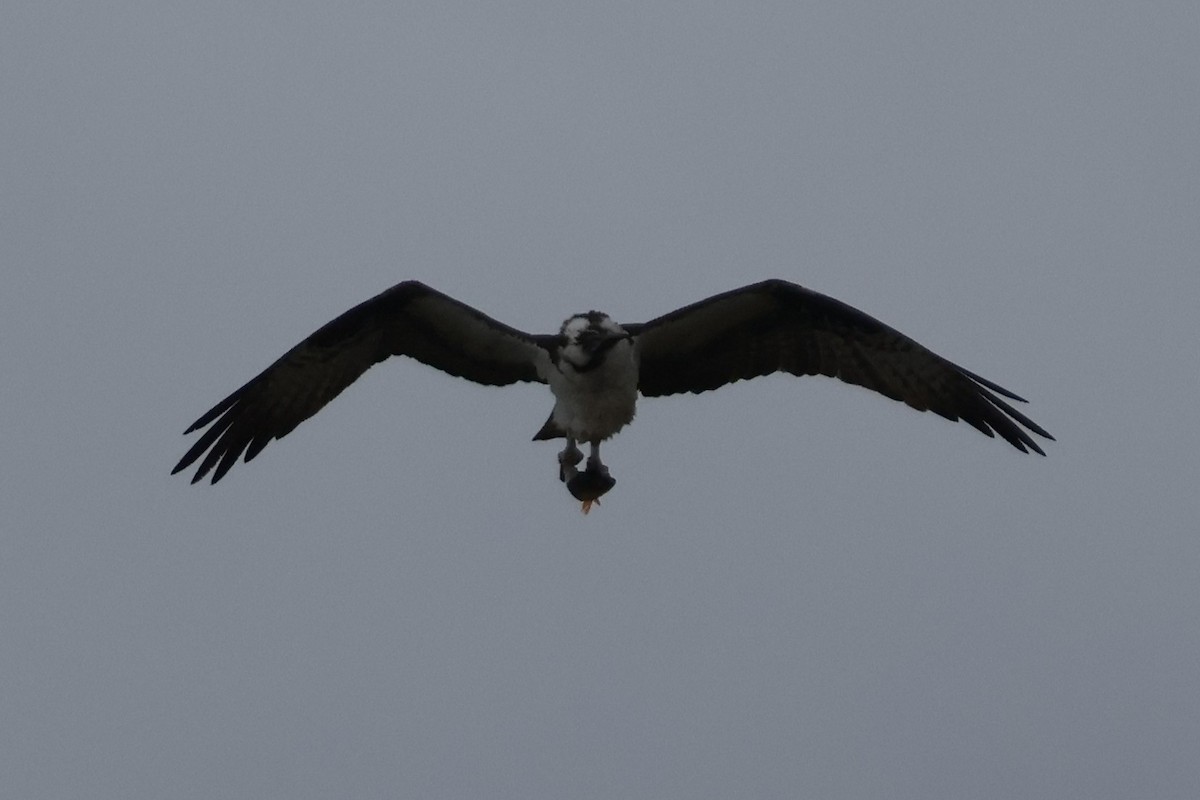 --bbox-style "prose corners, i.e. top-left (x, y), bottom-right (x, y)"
top-left (3, 2), bottom-right (1198, 798)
